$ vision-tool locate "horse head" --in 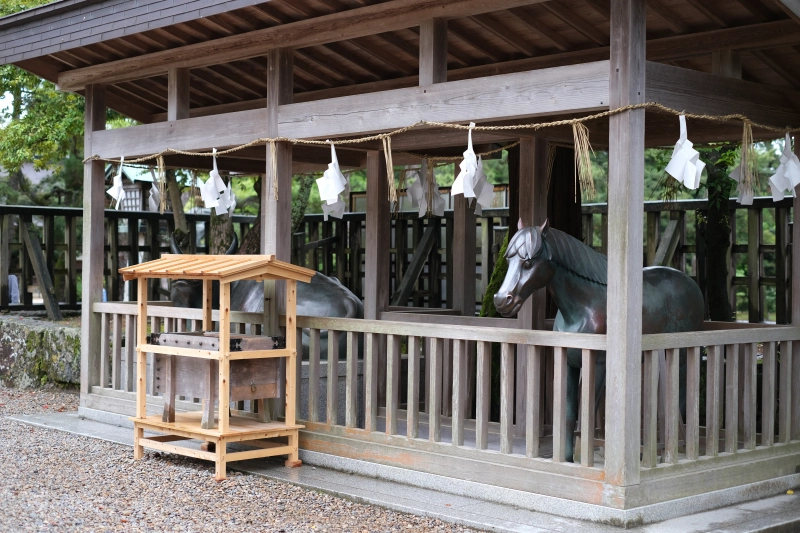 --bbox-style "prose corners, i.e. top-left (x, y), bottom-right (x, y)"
top-left (493, 219), bottom-right (556, 317)
top-left (169, 233), bottom-right (237, 309)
